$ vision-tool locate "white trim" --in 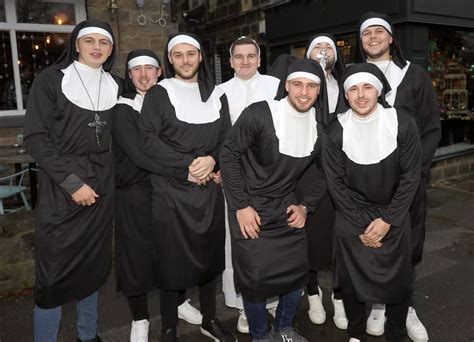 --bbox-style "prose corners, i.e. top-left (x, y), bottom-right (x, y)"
top-left (360, 18), bottom-right (392, 36)
top-left (287, 71), bottom-right (321, 84)
top-left (343, 72), bottom-right (383, 96)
